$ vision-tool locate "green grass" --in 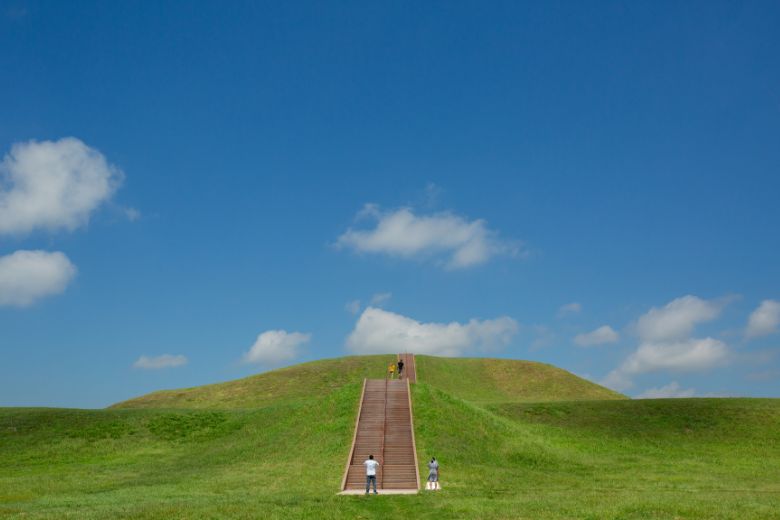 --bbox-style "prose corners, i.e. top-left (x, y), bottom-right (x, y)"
top-left (415, 355), bottom-right (626, 403)
top-left (2, 355), bottom-right (779, 519)
top-left (111, 354), bottom-right (396, 409)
